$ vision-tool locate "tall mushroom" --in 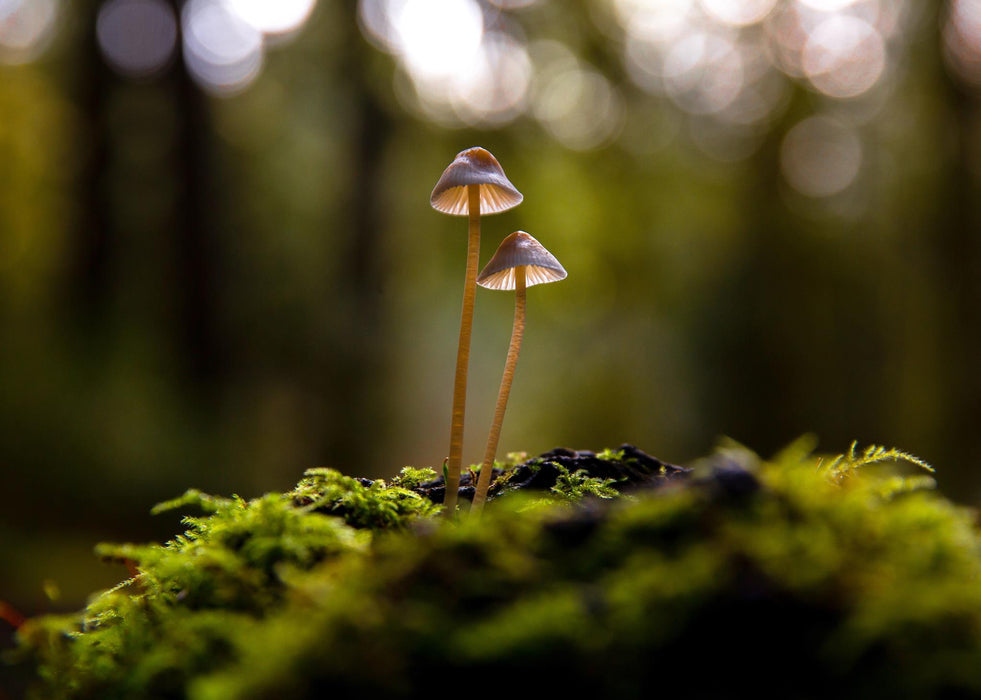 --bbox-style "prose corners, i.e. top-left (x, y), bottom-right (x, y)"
top-left (431, 147), bottom-right (523, 515)
top-left (471, 231), bottom-right (567, 515)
